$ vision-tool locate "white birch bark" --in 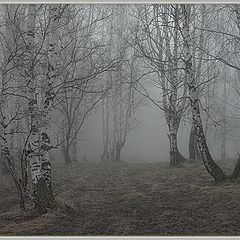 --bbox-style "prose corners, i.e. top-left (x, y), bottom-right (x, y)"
top-left (25, 4), bottom-right (42, 193)
top-left (189, 5), bottom-right (206, 161)
top-left (162, 5), bottom-right (184, 166)
top-left (182, 4), bottom-right (226, 182)
top-left (38, 4), bottom-right (62, 203)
